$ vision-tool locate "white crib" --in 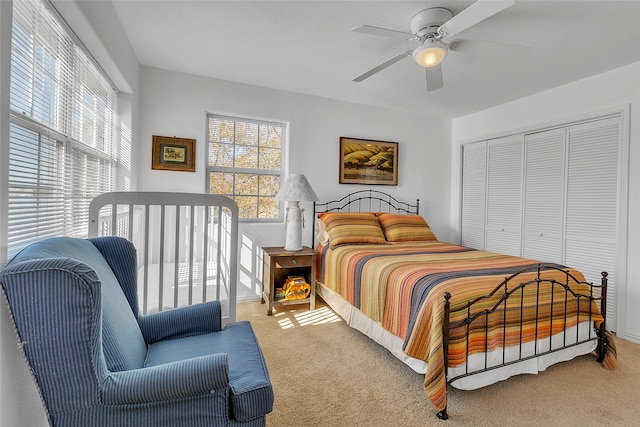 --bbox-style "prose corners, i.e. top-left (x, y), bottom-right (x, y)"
top-left (88, 192), bottom-right (239, 325)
